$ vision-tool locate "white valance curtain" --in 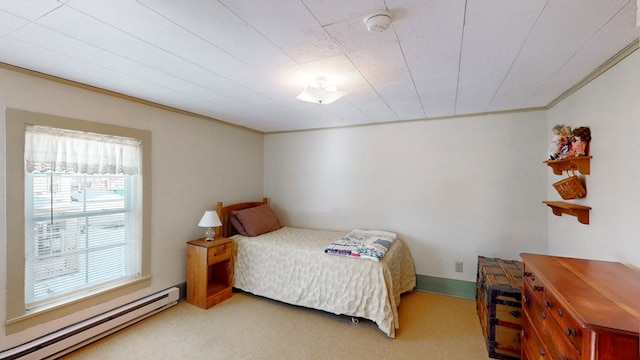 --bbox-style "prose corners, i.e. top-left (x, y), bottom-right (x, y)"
top-left (25, 125), bottom-right (141, 175)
